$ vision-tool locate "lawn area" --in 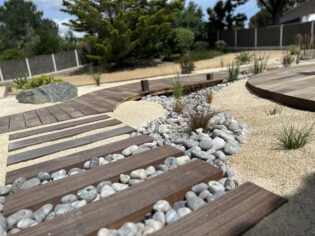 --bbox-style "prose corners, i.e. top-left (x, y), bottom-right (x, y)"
top-left (189, 49), bottom-right (224, 62)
